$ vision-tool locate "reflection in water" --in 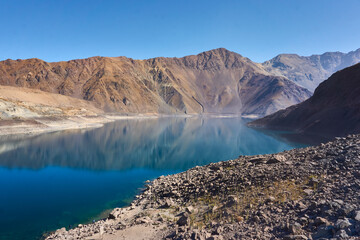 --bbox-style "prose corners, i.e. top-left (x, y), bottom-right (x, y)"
top-left (0, 117), bottom-right (305, 240)
top-left (0, 117), bottom-right (302, 170)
